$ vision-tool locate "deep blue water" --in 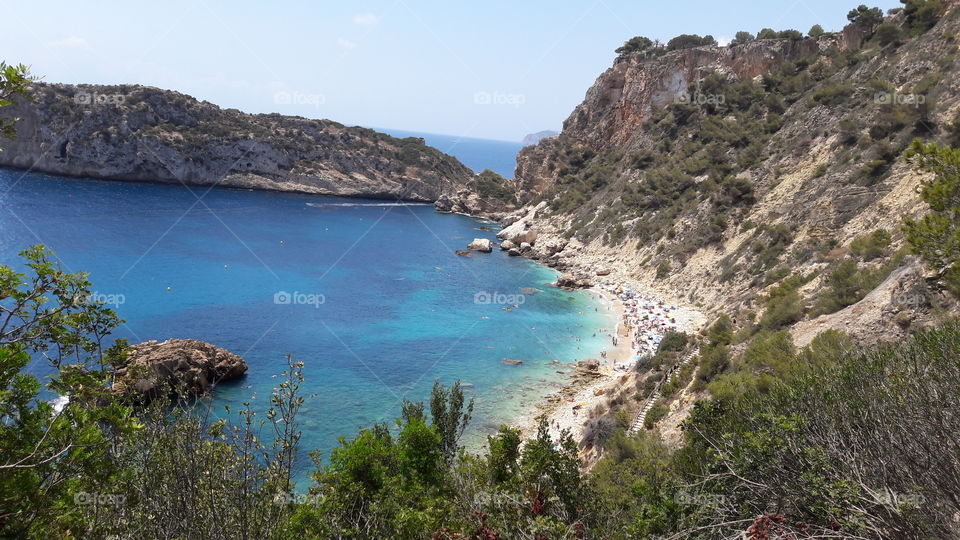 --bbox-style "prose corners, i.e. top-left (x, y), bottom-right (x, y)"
top-left (375, 127), bottom-right (523, 178)
top-left (0, 167), bottom-right (612, 484)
